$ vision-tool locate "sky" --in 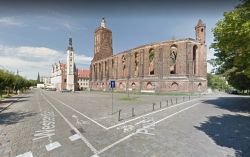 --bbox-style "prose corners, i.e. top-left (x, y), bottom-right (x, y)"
top-left (0, 0), bottom-right (240, 79)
